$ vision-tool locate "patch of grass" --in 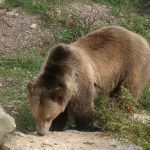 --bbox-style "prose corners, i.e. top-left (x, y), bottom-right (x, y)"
top-left (140, 84), bottom-right (150, 111)
top-left (124, 14), bottom-right (150, 42)
top-left (95, 87), bottom-right (136, 131)
top-left (0, 85), bottom-right (36, 131)
top-left (54, 27), bottom-right (77, 43)
top-left (53, 18), bottom-right (87, 43)
top-left (138, 0), bottom-right (150, 14)
top-left (95, 87), bottom-right (150, 150)
top-left (53, 7), bottom-right (102, 43)
top-left (0, 47), bottom-right (47, 131)
top-left (2, 0), bottom-right (47, 14)
top-left (16, 103), bottom-right (36, 132)
top-left (91, 0), bottom-right (150, 41)
top-left (0, 48), bottom-right (44, 76)
top-left (91, 0), bottom-right (135, 13)
top-left (2, 0), bottom-right (63, 14)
